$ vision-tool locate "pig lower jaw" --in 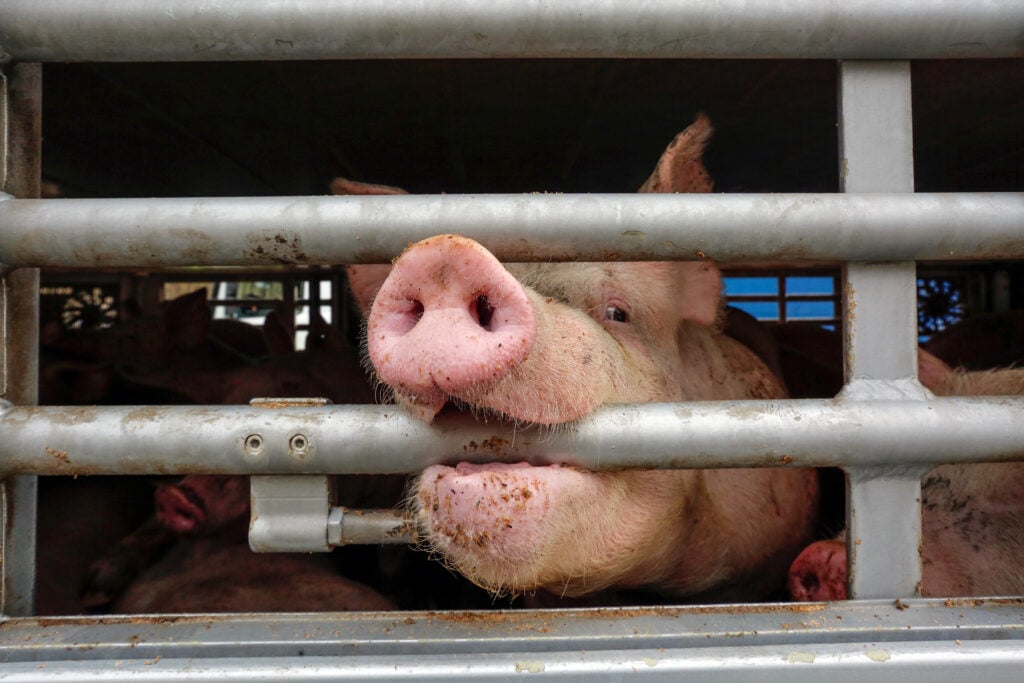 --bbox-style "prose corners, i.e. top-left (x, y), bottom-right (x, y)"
top-left (414, 461), bottom-right (621, 596)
